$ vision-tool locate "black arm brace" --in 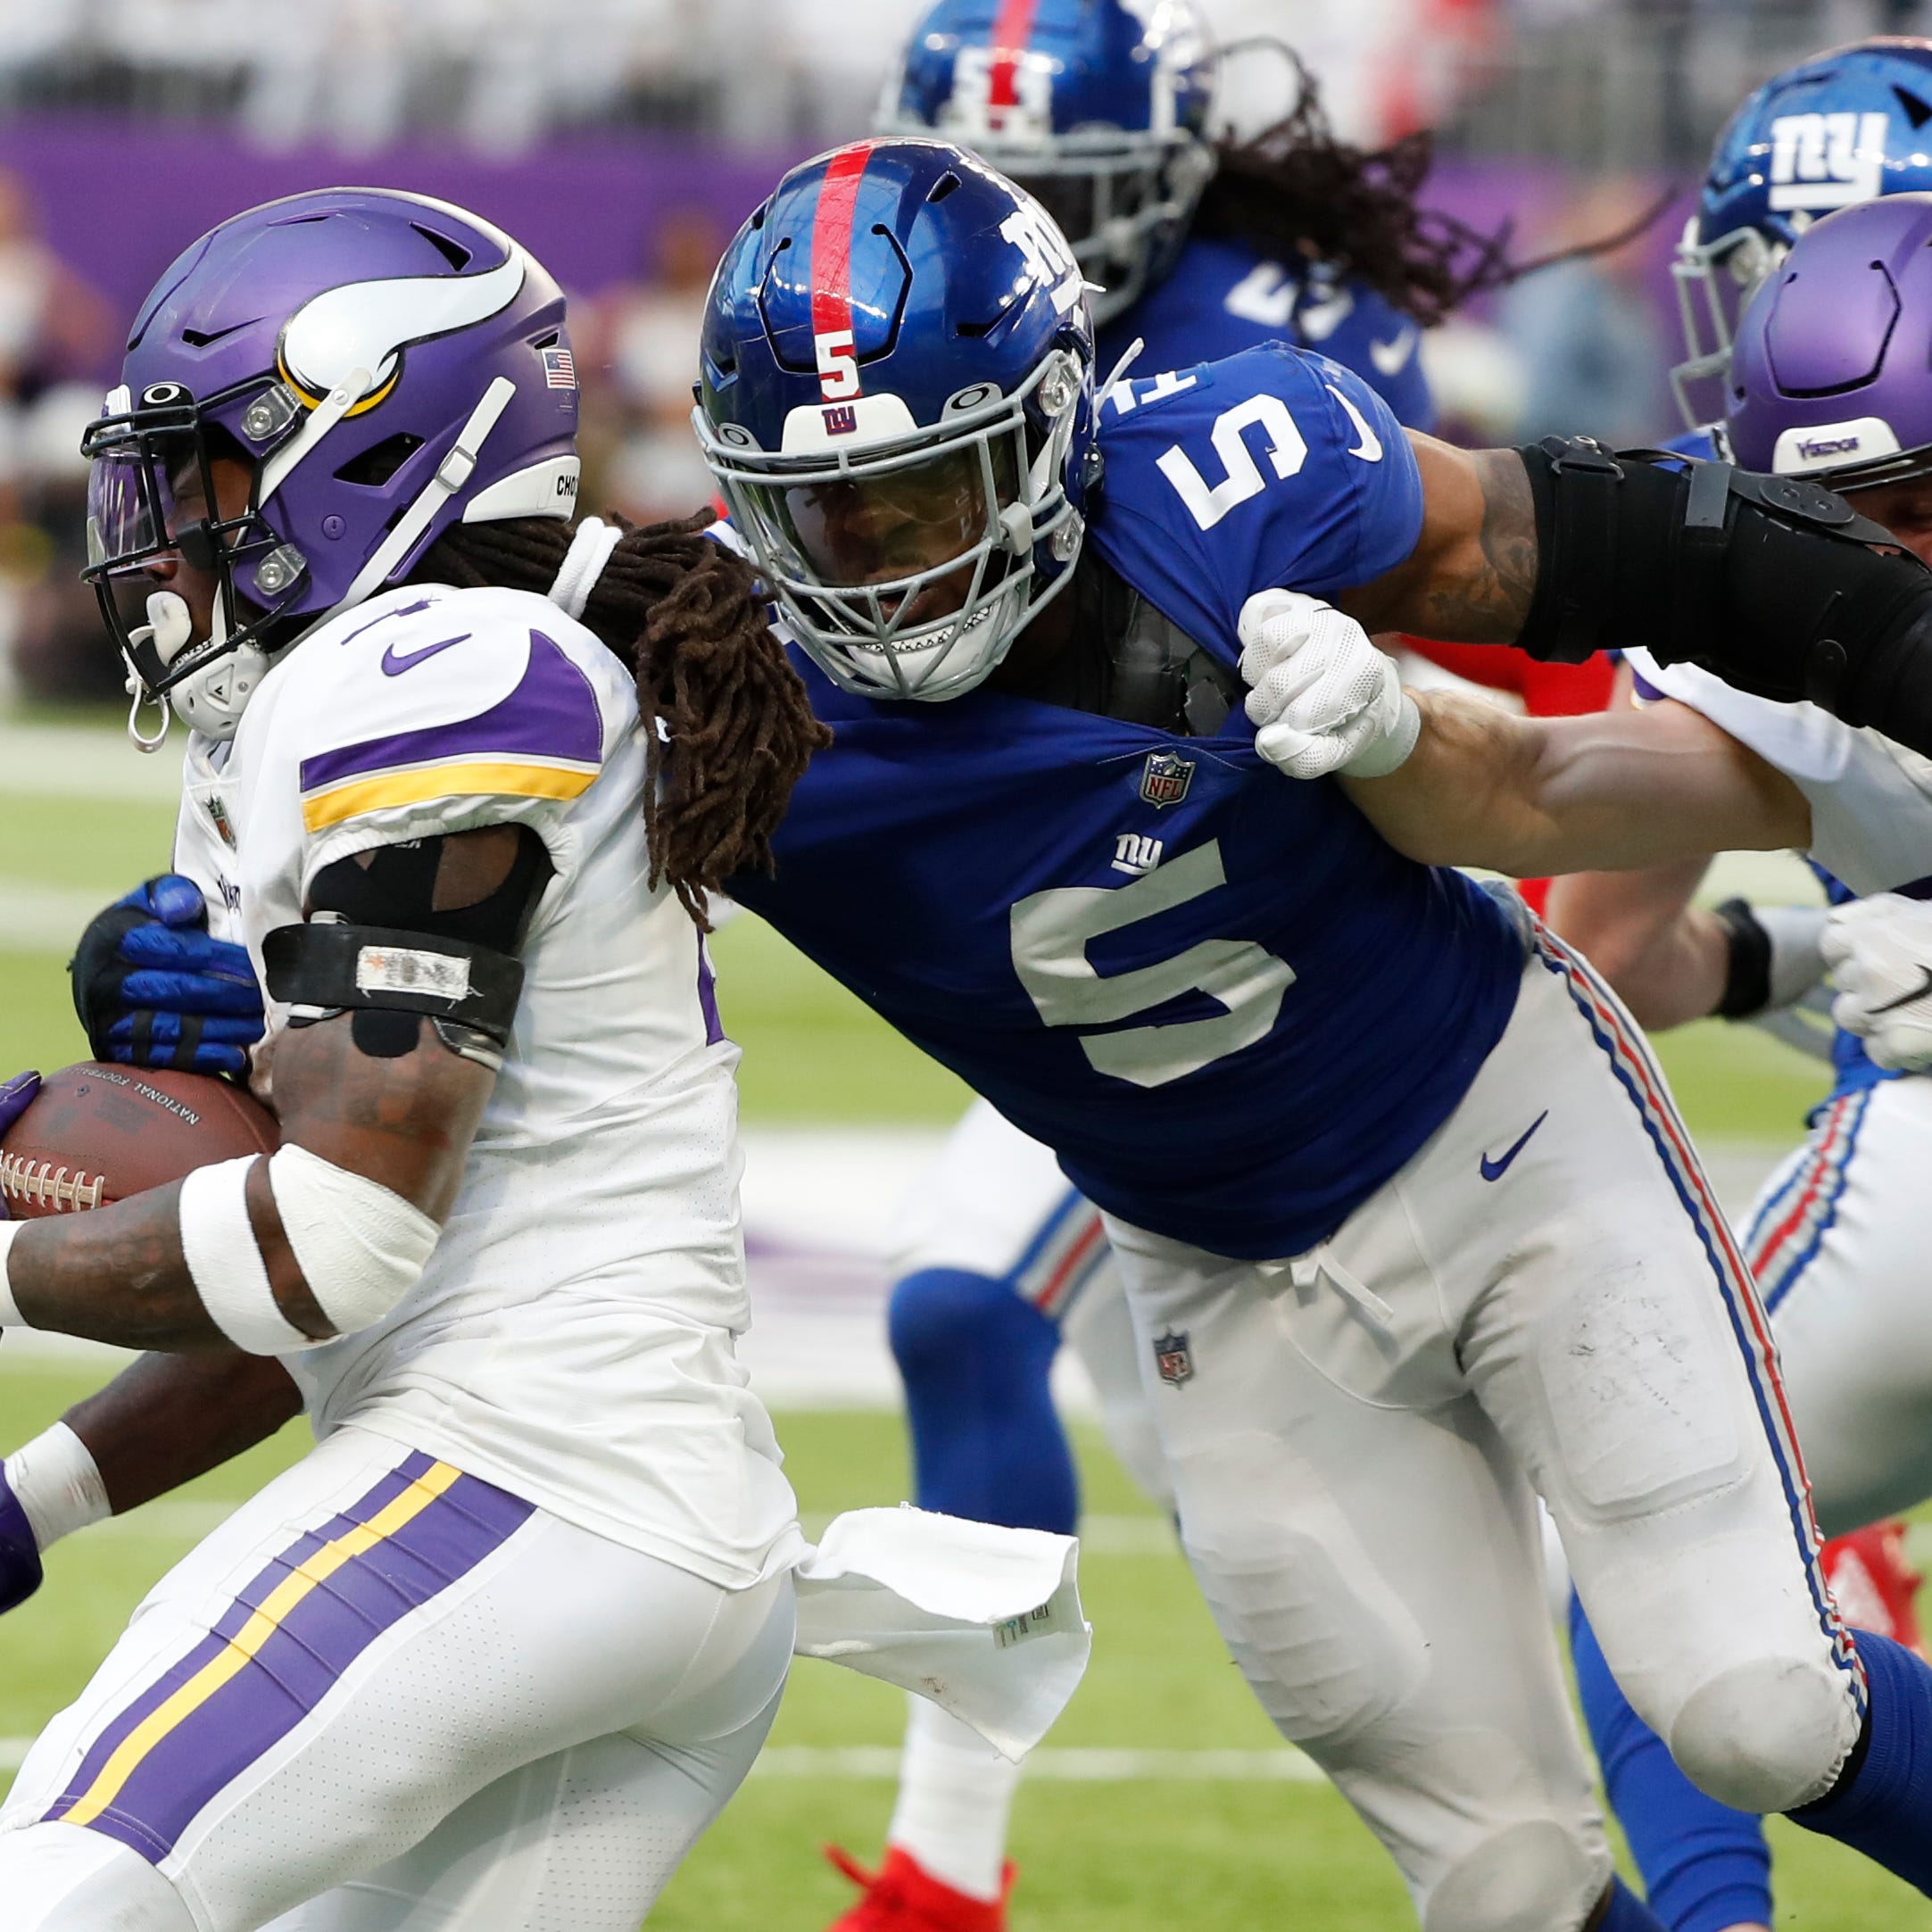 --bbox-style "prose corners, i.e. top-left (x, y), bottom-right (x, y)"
top-left (1513, 435), bottom-right (1932, 758)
